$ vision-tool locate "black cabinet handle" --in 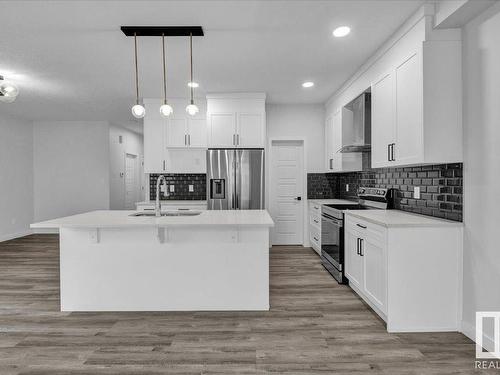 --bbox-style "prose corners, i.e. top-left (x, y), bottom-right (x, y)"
top-left (294, 197), bottom-right (302, 201)
top-left (360, 239), bottom-right (364, 256)
top-left (313, 219), bottom-right (319, 223)
top-left (313, 236), bottom-right (319, 242)
top-left (356, 223), bottom-right (367, 229)
top-left (388, 144), bottom-right (391, 162)
top-left (392, 143), bottom-right (396, 161)
top-left (357, 238), bottom-right (360, 255)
